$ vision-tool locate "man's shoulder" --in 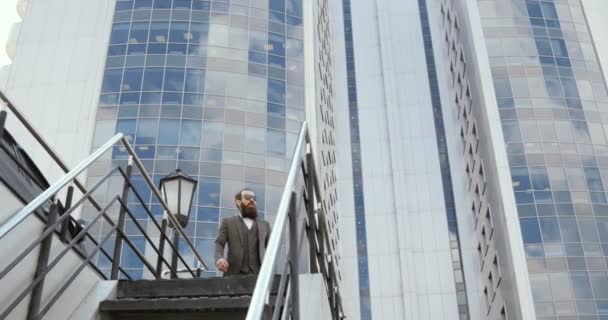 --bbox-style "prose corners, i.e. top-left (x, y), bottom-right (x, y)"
top-left (257, 218), bottom-right (271, 227)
